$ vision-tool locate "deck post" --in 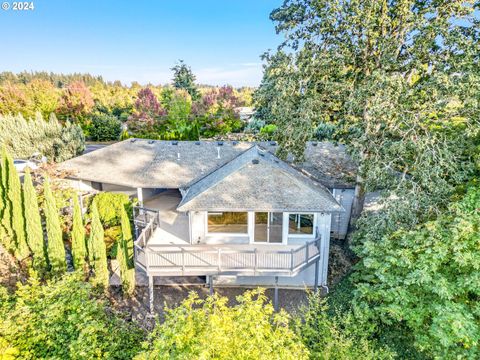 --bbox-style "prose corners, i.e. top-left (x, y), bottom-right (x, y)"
top-left (148, 275), bottom-right (154, 315)
top-left (274, 276), bottom-right (279, 311)
top-left (209, 276), bottom-right (214, 296)
top-left (314, 258), bottom-right (320, 293)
